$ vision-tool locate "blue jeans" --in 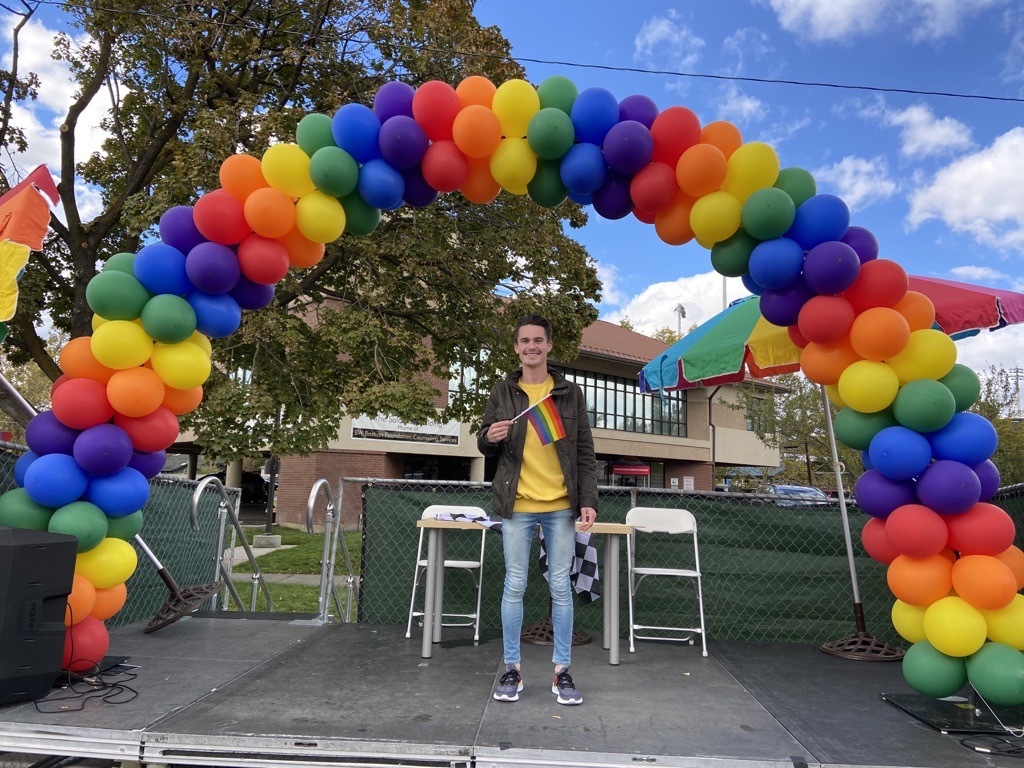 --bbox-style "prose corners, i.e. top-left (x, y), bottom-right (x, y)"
top-left (501, 509), bottom-right (575, 668)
